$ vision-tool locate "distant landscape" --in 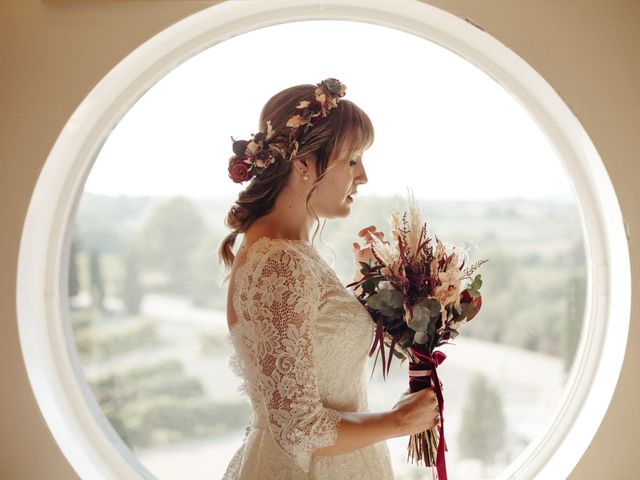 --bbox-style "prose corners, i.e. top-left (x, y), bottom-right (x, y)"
top-left (67, 192), bottom-right (586, 480)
